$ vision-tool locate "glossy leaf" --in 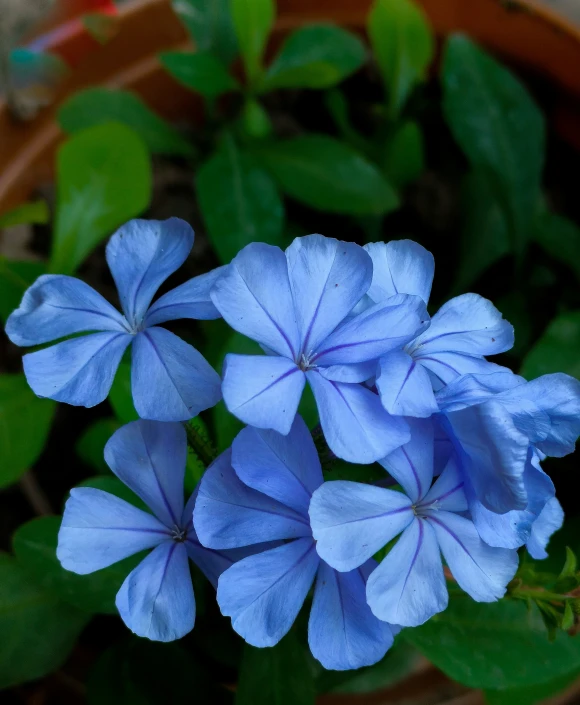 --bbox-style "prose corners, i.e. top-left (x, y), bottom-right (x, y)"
top-left (109, 360), bottom-right (139, 423)
top-left (252, 135), bottom-right (399, 215)
top-left (161, 51), bottom-right (240, 98)
top-left (0, 200), bottom-right (49, 227)
top-left (76, 417), bottom-right (122, 473)
top-left (58, 88), bottom-right (195, 156)
top-left (484, 668), bottom-right (580, 705)
top-left (52, 123), bottom-right (152, 274)
top-left (261, 24), bottom-right (366, 91)
top-left (0, 374), bottom-right (55, 489)
top-left (520, 311), bottom-right (580, 381)
top-left (197, 135), bottom-right (285, 263)
top-left (533, 210), bottom-right (580, 284)
top-left (230, 0), bottom-right (275, 84)
top-left (171, 0), bottom-right (238, 63)
top-left (384, 120), bottom-right (425, 188)
top-left (0, 257), bottom-right (46, 323)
